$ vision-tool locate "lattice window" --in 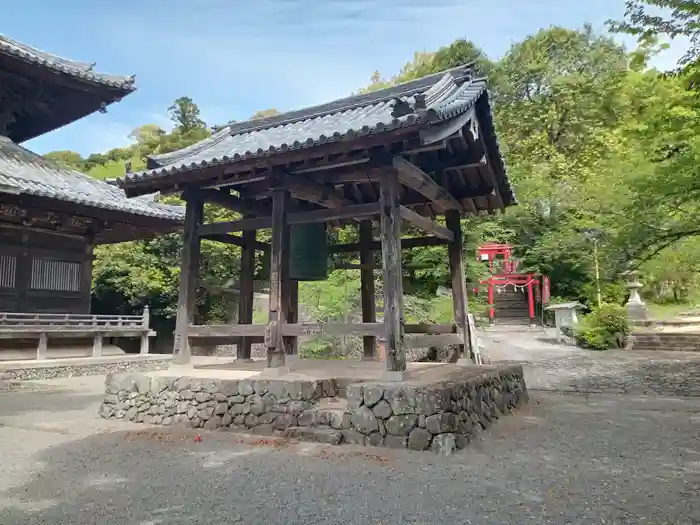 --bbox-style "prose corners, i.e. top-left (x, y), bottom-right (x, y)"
top-left (30, 258), bottom-right (81, 292)
top-left (0, 255), bottom-right (16, 288)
